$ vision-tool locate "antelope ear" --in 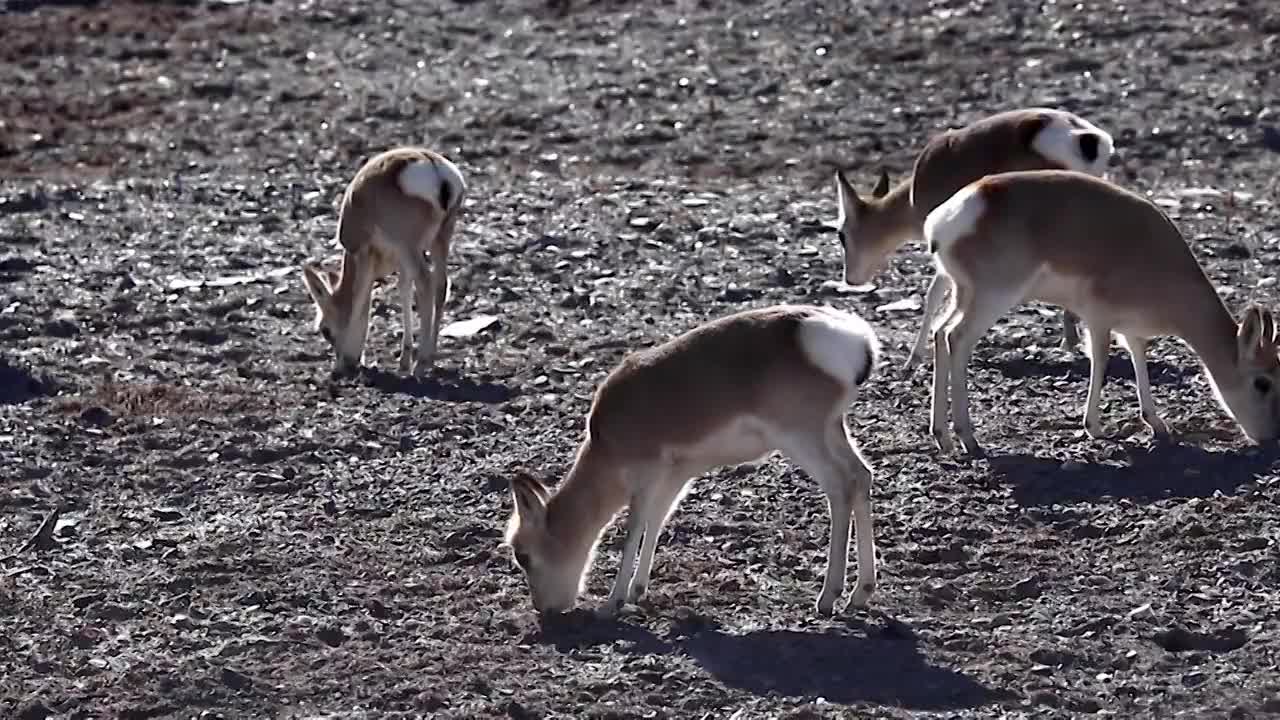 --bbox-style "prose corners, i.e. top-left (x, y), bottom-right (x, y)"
top-left (510, 474), bottom-right (548, 530)
top-left (512, 467), bottom-right (550, 499)
top-left (302, 263), bottom-right (333, 301)
top-left (872, 168), bottom-right (890, 199)
top-left (1260, 309), bottom-right (1276, 347)
top-left (1238, 305), bottom-right (1266, 360)
top-left (834, 169), bottom-right (862, 221)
